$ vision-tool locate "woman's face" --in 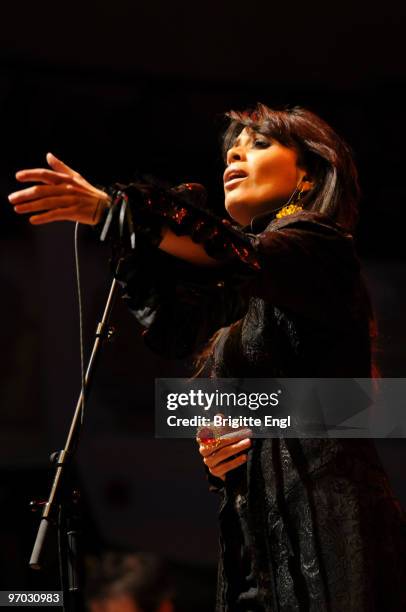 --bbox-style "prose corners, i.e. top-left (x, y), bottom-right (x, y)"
top-left (223, 127), bottom-right (311, 226)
